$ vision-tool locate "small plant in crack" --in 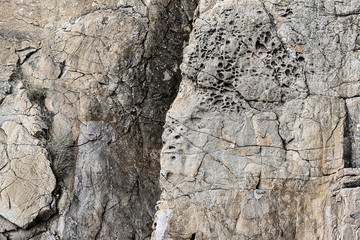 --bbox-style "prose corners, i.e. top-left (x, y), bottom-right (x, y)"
top-left (10, 66), bottom-right (47, 104)
top-left (10, 67), bottom-right (74, 181)
top-left (46, 132), bottom-right (75, 181)
top-left (23, 79), bottom-right (46, 104)
top-left (9, 66), bottom-right (24, 82)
